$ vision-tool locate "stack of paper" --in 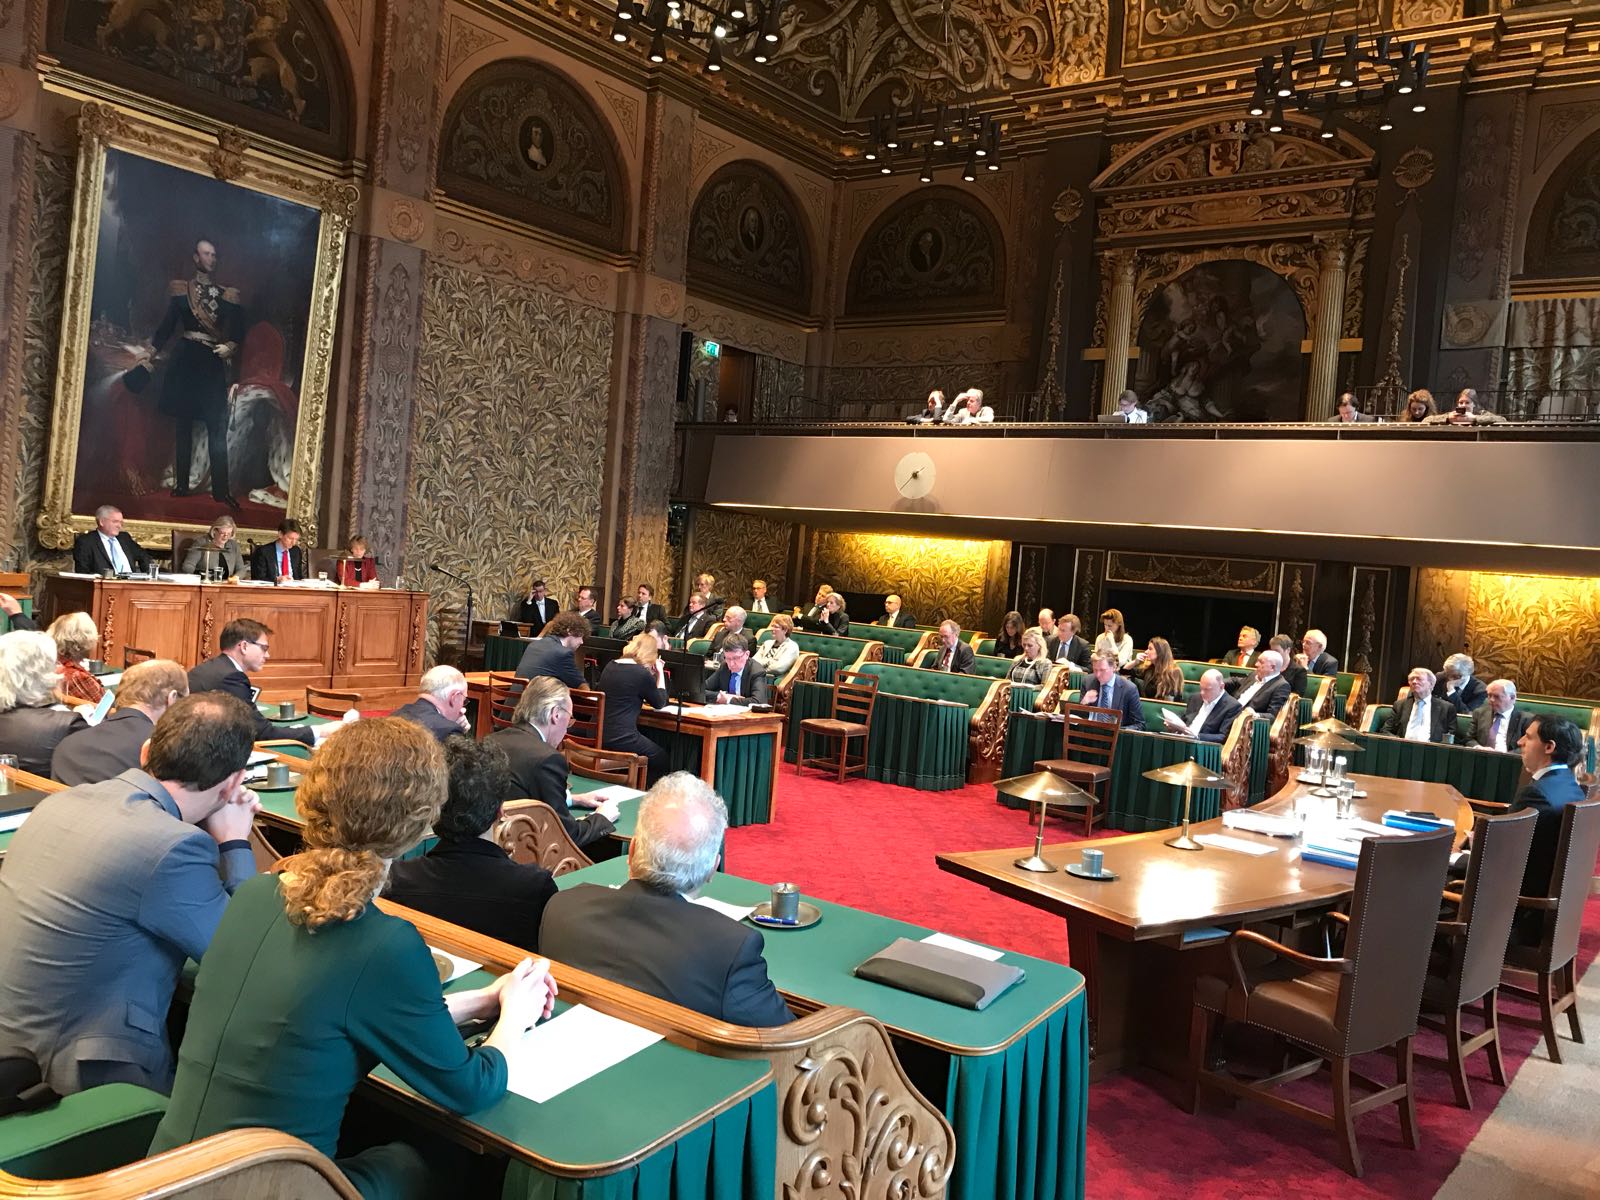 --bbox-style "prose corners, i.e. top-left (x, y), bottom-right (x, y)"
top-left (503, 1005), bottom-right (663, 1103)
top-left (1222, 810), bottom-right (1301, 838)
top-left (1195, 833), bottom-right (1278, 856)
top-left (1302, 837), bottom-right (1362, 869)
top-left (688, 895), bottom-right (756, 921)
